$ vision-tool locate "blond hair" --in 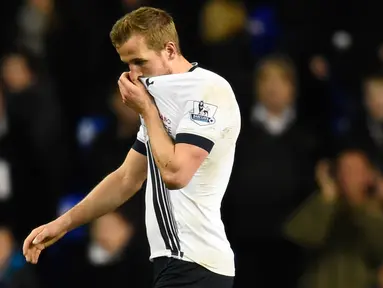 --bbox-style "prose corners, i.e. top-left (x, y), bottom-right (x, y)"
top-left (110, 7), bottom-right (181, 53)
top-left (255, 54), bottom-right (297, 87)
